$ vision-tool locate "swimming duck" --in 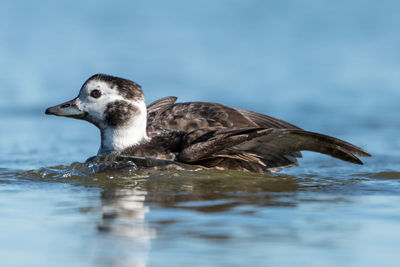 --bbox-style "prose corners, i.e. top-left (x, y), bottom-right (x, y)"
top-left (45, 74), bottom-right (370, 173)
